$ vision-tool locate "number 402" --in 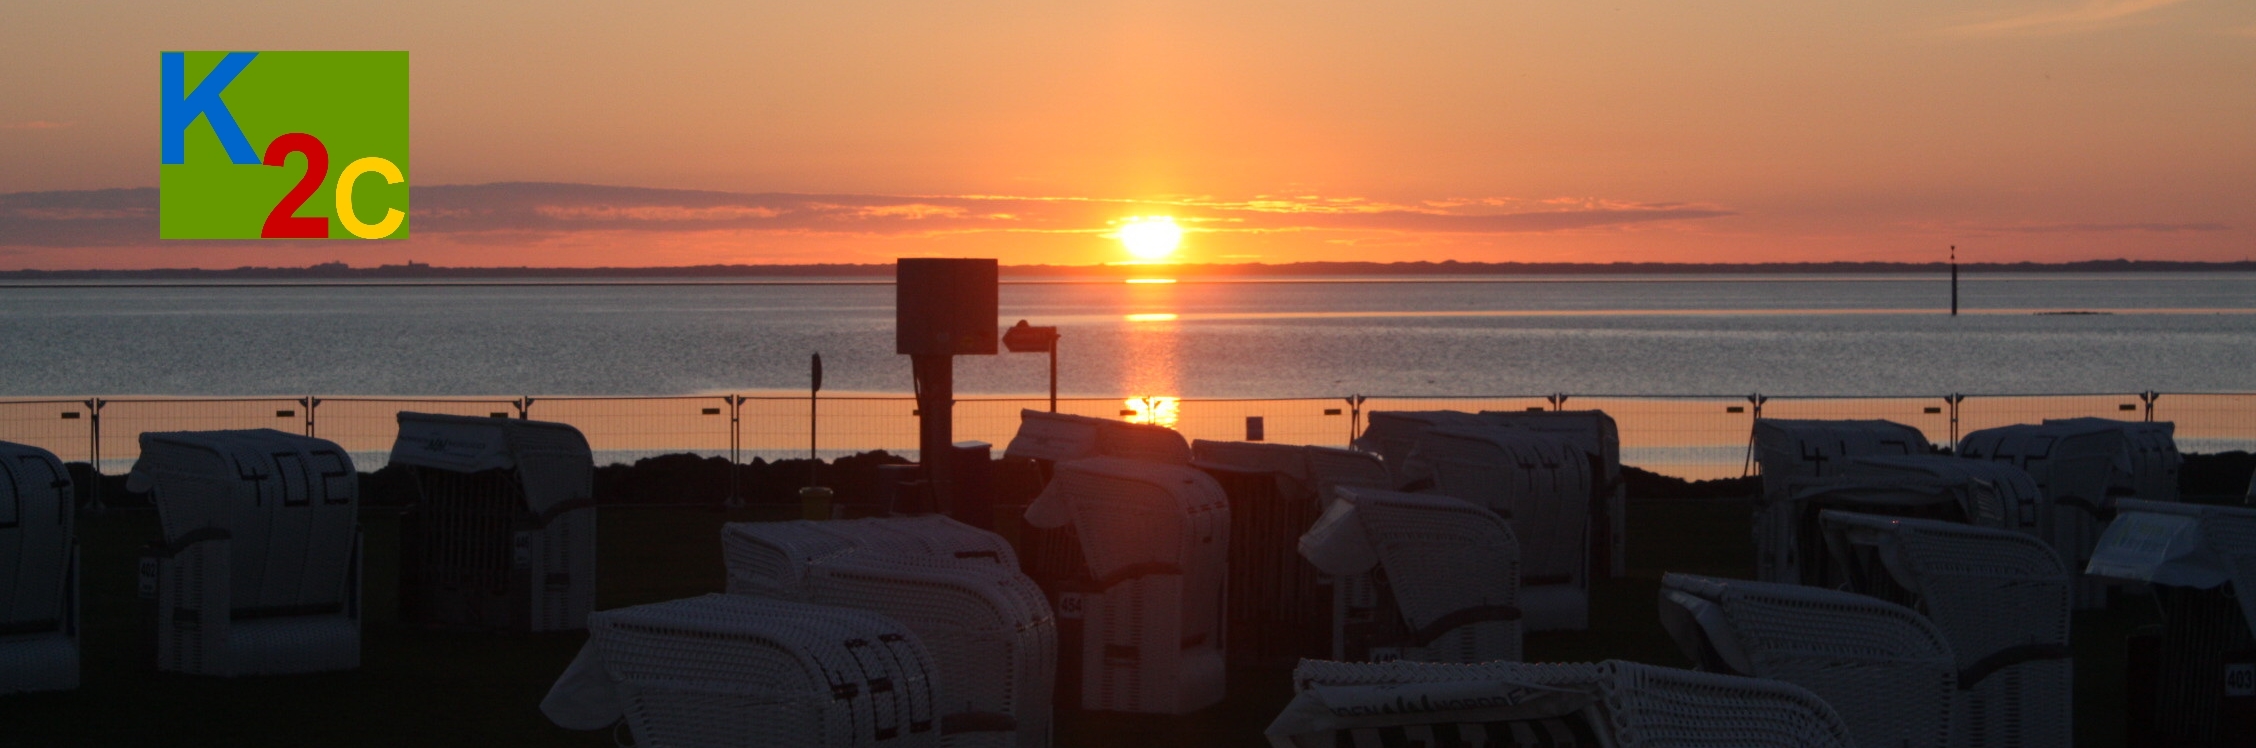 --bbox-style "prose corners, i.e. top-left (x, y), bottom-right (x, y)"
top-left (260, 132), bottom-right (404, 239)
